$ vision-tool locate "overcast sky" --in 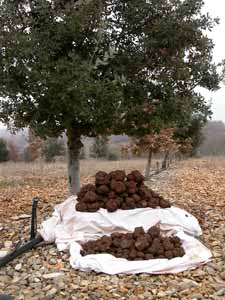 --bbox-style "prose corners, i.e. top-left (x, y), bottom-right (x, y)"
top-left (201, 0), bottom-right (225, 122)
top-left (0, 0), bottom-right (224, 129)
